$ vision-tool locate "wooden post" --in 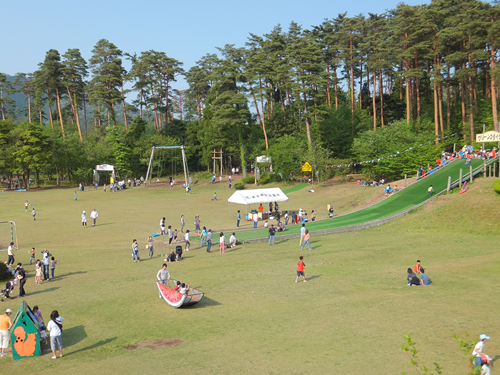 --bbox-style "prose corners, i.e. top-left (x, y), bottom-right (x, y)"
top-left (489, 165), bottom-right (492, 177)
top-left (404, 174), bottom-right (407, 187)
top-left (453, 143), bottom-right (456, 153)
top-left (484, 160), bottom-right (487, 178)
top-left (470, 165), bottom-right (473, 183)
top-left (482, 124), bottom-right (486, 151)
top-left (494, 162), bottom-right (497, 178)
top-left (220, 148), bottom-right (223, 176)
top-left (459, 169), bottom-right (462, 188)
top-left (447, 176), bottom-right (451, 193)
